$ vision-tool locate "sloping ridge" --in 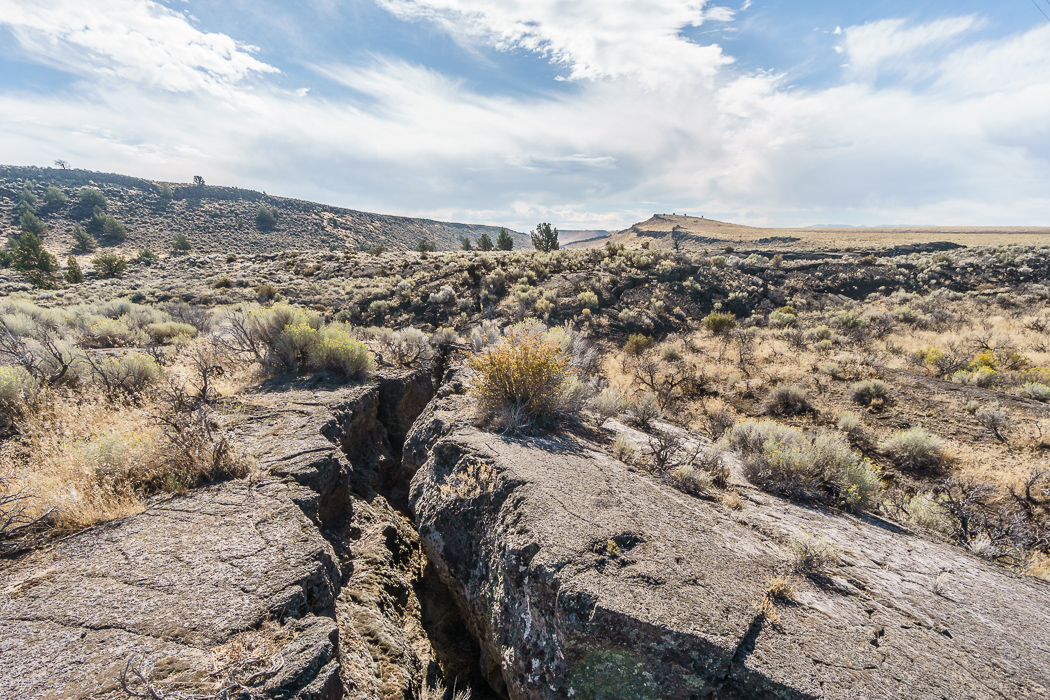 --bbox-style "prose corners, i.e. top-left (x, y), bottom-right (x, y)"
top-left (1, 165), bottom-right (528, 253)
